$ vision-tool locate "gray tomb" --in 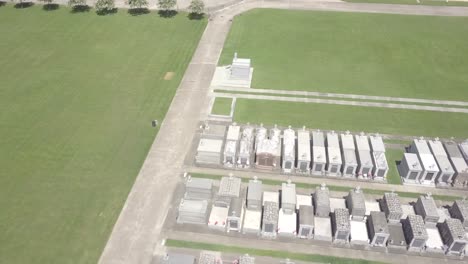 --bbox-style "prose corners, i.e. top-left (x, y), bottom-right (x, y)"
top-left (161, 253), bottom-right (196, 264)
top-left (332, 208), bottom-right (351, 244)
top-left (227, 197), bottom-right (244, 232)
top-left (355, 133), bottom-right (374, 179)
top-left (414, 194), bottom-right (440, 227)
top-left (450, 199), bottom-right (468, 229)
top-left (369, 135), bottom-right (388, 180)
top-left (281, 181), bottom-right (297, 214)
top-left (298, 205), bottom-right (314, 239)
top-left (177, 199), bottom-right (209, 225)
top-left (314, 184), bottom-right (331, 217)
top-left (428, 138), bottom-right (455, 185)
top-left (408, 138), bottom-right (439, 185)
top-left (247, 178), bottom-right (263, 211)
top-left (326, 131), bottom-right (342, 177)
top-left (215, 175), bottom-right (242, 207)
top-left (346, 186), bottom-right (366, 220)
top-left (296, 128), bottom-right (311, 174)
top-left (381, 192), bottom-right (403, 223)
top-left (312, 130), bottom-right (326, 176)
top-left (196, 138), bottom-right (223, 165)
top-left (238, 125), bottom-right (254, 168)
top-left (341, 132), bottom-right (357, 177)
top-left (230, 53), bottom-right (251, 81)
top-left (184, 176), bottom-right (213, 200)
top-left (367, 211), bottom-right (389, 247)
top-left (444, 140), bottom-right (468, 187)
top-left (402, 214), bottom-right (429, 252)
top-left (387, 223), bottom-right (408, 253)
top-left (438, 218), bottom-right (467, 255)
top-left (282, 127), bottom-right (296, 173)
top-left (224, 124), bottom-right (241, 167)
top-left (399, 153), bottom-right (423, 184)
top-left (261, 201), bottom-right (279, 238)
